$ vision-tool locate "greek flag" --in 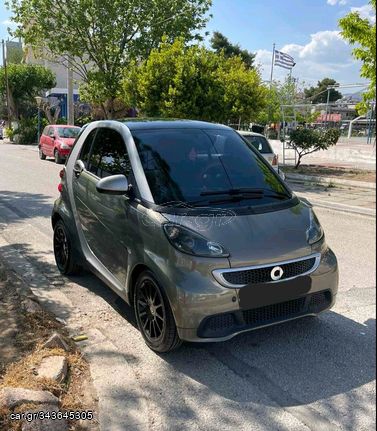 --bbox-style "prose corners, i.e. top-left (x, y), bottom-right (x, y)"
top-left (274, 50), bottom-right (296, 69)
